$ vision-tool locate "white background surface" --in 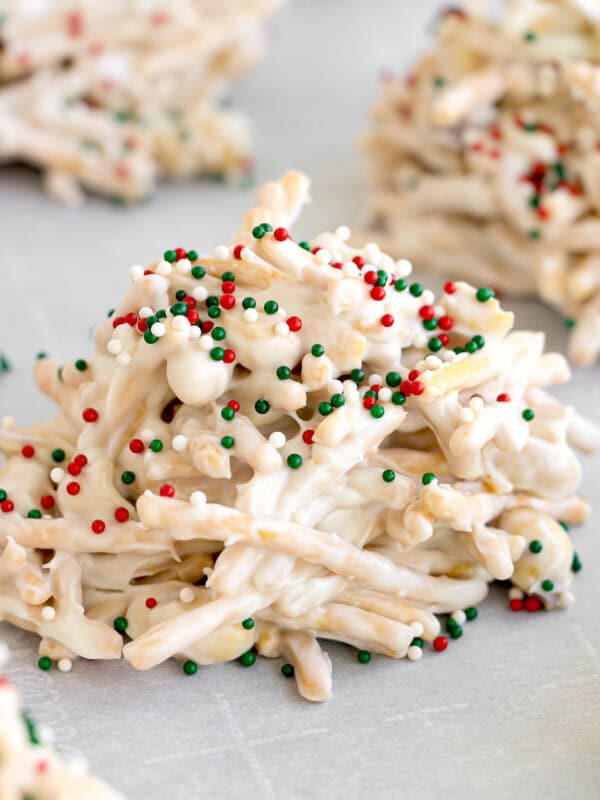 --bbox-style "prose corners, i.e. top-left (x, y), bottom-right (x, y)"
top-left (1, 1), bottom-right (599, 798)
